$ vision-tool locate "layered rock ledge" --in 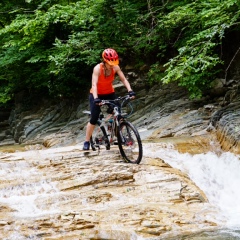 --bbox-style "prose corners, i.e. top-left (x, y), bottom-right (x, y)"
top-left (0, 141), bottom-right (220, 239)
top-left (210, 101), bottom-right (240, 154)
top-left (0, 79), bottom-right (240, 154)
